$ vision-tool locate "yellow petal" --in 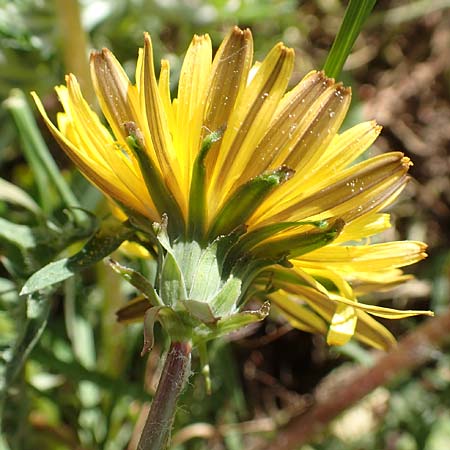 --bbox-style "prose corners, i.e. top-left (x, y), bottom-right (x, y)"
top-left (283, 84), bottom-right (351, 174)
top-left (253, 152), bottom-right (411, 226)
top-left (327, 303), bottom-right (357, 346)
top-left (334, 212), bottom-right (391, 243)
top-left (314, 120), bottom-right (382, 176)
top-left (327, 292), bottom-right (433, 319)
top-left (174, 34), bottom-right (212, 192)
top-left (31, 91), bottom-right (157, 219)
top-left (270, 290), bottom-right (328, 334)
top-left (238, 70), bottom-right (332, 180)
top-left (354, 309), bottom-right (396, 350)
top-left (209, 42), bottom-right (294, 215)
top-left (303, 241), bottom-right (427, 272)
top-left (204, 26), bottom-right (253, 138)
top-left (90, 49), bottom-right (144, 147)
top-left (141, 33), bottom-right (185, 213)
top-left (158, 59), bottom-right (174, 131)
